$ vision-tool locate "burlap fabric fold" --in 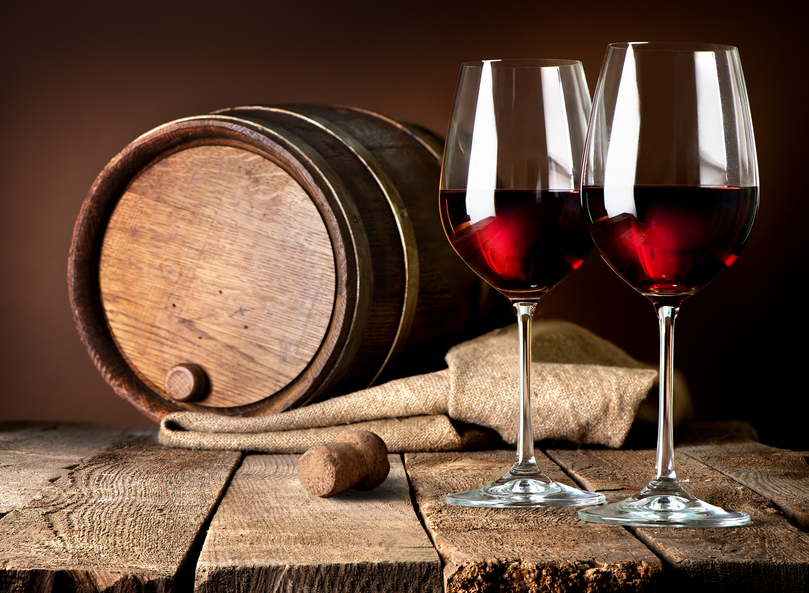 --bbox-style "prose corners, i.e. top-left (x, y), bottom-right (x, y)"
top-left (158, 320), bottom-right (658, 453)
